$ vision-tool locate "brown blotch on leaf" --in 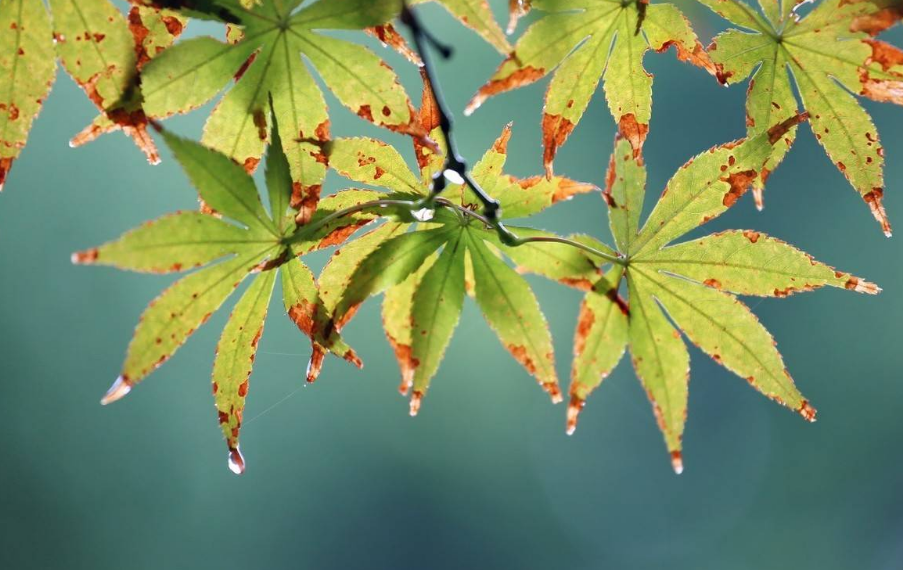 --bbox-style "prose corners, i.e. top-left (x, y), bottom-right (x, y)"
top-left (288, 300), bottom-right (317, 337)
top-left (742, 230), bottom-right (761, 243)
top-left (508, 344), bottom-right (537, 375)
top-left (234, 51), bottom-right (258, 82)
top-left (703, 278), bottom-right (722, 289)
top-left (721, 170), bottom-right (757, 207)
top-left (844, 276), bottom-right (881, 295)
top-left (292, 182), bottom-right (321, 225)
top-left (566, 395), bottom-right (585, 435)
top-left (656, 38), bottom-right (716, 76)
top-left (617, 113), bottom-right (648, 159)
top-left (387, 334), bottom-right (417, 396)
top-left (366, 24), bottom-right (422, 65)
top-left (542, 113), bottom-right (575, 178)
top-left (466, 64), bottom-right (546, 115)
top-left (237, 379), bottom-right (249, 398)
top-left (863, 188), bottom-right (892, 237)
top-left (767, 112), bottom-right (809, 144)
top-left (574, 304), bottom-right (596, 357)
top-left (851, 6), bottom-right (903, 36)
